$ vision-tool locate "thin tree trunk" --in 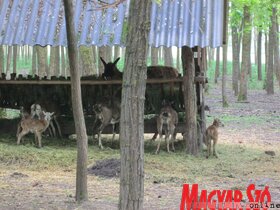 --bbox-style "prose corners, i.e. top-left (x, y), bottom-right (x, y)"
top-left (0, 46), bottom-right (4, 76)
top-left (163, 47), bottom-right (173, 66)
top-left (181, 46), bottom-right (198, 155)
top-left (151, 47), bottom-right (159, 65)
top-left (6, 46), bottom-right (12, 75)
top-left (257, 31), bottom-right (262, 80)
top-left (222, 0), bottom-right (229, 107)
top-left (238, 6), bottom-right (251, 101)
top-left (266, 8), bottom-right (275, 95)
top-left (215, 47), bottom-right (220, 83)
top-left (32, 47), bottom-right (37, 75)
top-left (119, 0), bottom-right (151, 209)
top-left (232, 25), bottom-right (240, 95)
top-left (13, 46), bottom-right (17, 74)
top-left (63, 0), bottom-right (88, 202)
top-left (272, 7), bottom-right (280, 85)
